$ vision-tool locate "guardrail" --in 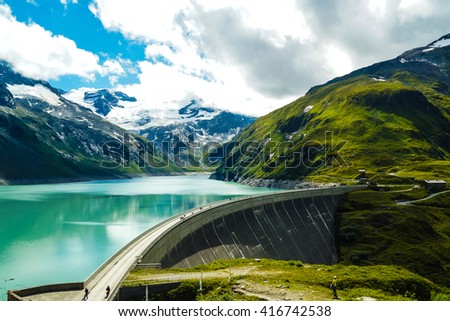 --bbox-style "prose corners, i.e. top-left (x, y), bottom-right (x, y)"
top-left (135, 263), bottom-right (162, 269)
